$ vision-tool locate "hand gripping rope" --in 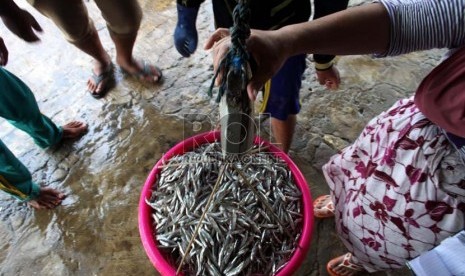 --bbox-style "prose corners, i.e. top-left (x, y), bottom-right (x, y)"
top-left (209, 0), bottom-right (255, 156)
